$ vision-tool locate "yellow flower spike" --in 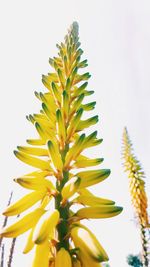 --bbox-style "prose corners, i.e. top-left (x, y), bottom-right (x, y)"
top-left (66, 108), bottom-right (83, 142)
top-left (76, 169), bottom-right (111, 188)
top-left (71, 225), bottom-right (109, 262)
top-left (65, 134), bottom-right (85, 169)
top-left (61, 177), bottom-right (81, 201)
top-left (2, 22), bottom-right (122, 264)
top-left (33, 209), bottom-right (59, 244)
top-left (55, 248), bottom-right (72, 267)
top-left (75, 205), bottom-right (123, 219)
top-left (122, 128), bottom-right (149, 267)
top-left (3, 191), bottom-right (46, 216)
top-left (23, 227), bottom-right (35, 254)
top-left (56, 109), bottom-right (66, 145)
top-left (47, 140), bottom-right (63, 173)
top-left (0, 208), bottom-right (45, 238)
top-left (122, 128), bottom-right (149, 227)
top-left (17, 146), bottom-right (49, 156)
top-left (32, 240), bottom-right (50, 267)
top-left (14, 150), bottom-right (50, 170)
